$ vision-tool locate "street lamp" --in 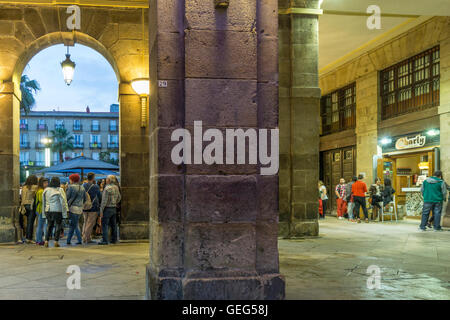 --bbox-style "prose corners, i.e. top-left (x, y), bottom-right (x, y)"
top-left (41, 137), bottom-right (52, 167)
top-left (131, 78), bottom-right (150, 128)
top-left (61, 46), bottom-right (76, 86)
